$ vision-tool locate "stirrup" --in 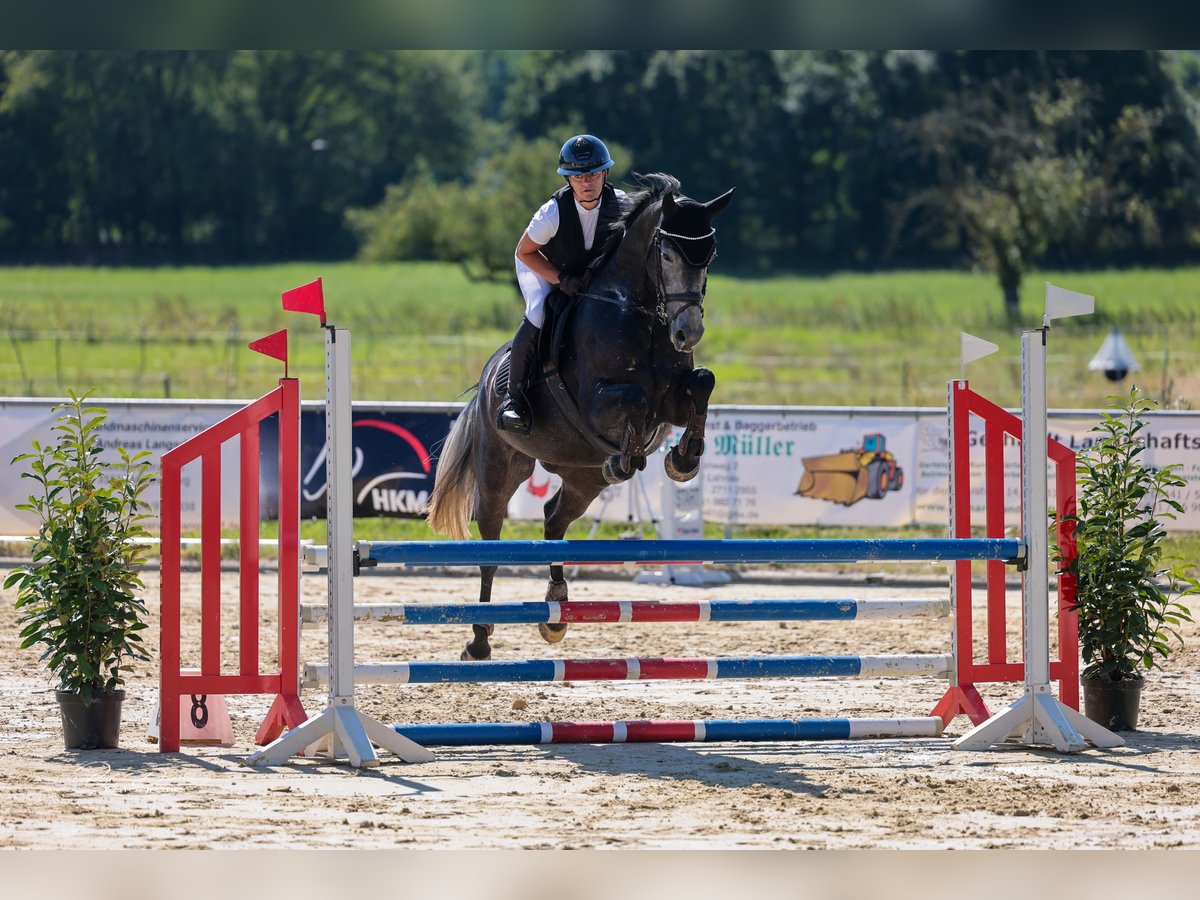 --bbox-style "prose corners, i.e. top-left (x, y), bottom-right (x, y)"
top-left (497, 400), bottom-right (532, 435)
